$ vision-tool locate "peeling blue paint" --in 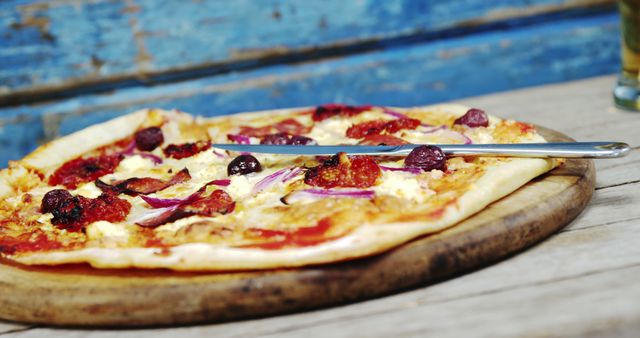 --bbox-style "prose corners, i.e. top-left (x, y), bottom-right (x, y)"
top-left (0, 12), bottom-right (620, 167)
top-left (0, 0), bottom-right (615, 94)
